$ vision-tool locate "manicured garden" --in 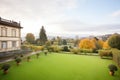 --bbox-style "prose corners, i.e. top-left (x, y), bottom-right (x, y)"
top-left (0, 53), bottom-right (120, 80)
